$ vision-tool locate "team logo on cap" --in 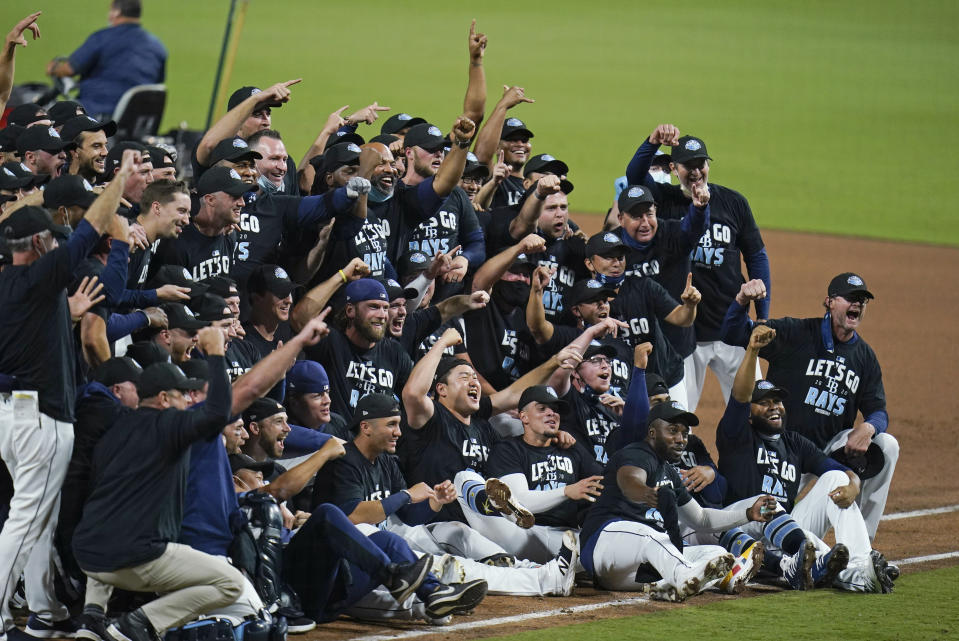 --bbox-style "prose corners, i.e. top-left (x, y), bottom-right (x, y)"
top-left (586, 280), bottom-right (603, 289)
top-left (233, 139), bottom-right (248, 148)
top-left (847, 275), bottom-right (864, 286)
top-left (184, 308), bottom-right (197, 318)
top-left (506, 118), bottom-right (524, 127)
top-left (398, 113), bottom-right (412, 121)
top-left (250, 88), bottom-right (262, 95)
top-left (627, 187), bottom-right (645, 198)
top-left (85, 116), bottom-right (98, 124)
top-left (541, 154), bottom-right (555, 162)
top-left (757, 380), bottom-right (775, 390)
top-left (48, 127), bottom-right (61, 138)
top-left (516, 253), bottom-right (528, 261)
top-left (2, 168), bottom-right (13, 176)
top-left (603, 232), bottom-right (619, 243)
top-left (466, 152), bottom-right (478, 162)
top-left (274, 267), bottom-right (289, 279)
top-left (346, 143), bottom-right (361, 153)
top-left (410, 252), bottom-right (427, 264)
top-left (182, 268), bottom-right (192, 280)
top-left (229, 169), bottom-right (242, 180)
top-left (545, 386), bottom-right (558, 399)
top-left (82, 179), bottom-right (94, 191)
top-left (427, 126), bottom-right (442, 137)
top-left (670, 400), bottom-right (685, 410)
top-left (18, 163), bottom-right (29, 172)
top-left (685, 139), bottom-right (702, 151)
